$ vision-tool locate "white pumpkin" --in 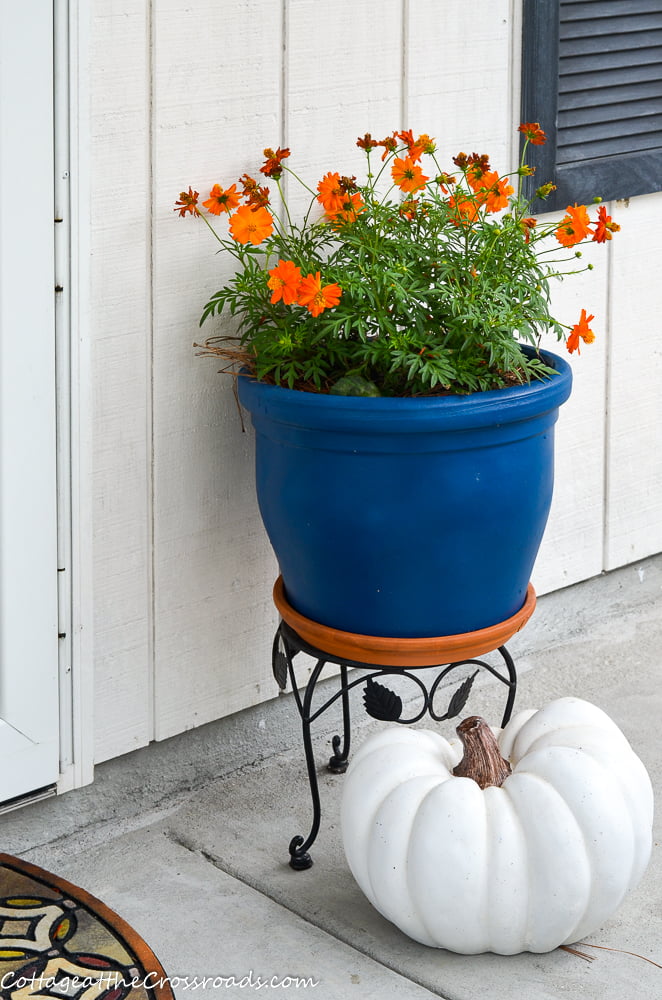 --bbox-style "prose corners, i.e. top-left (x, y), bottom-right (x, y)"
top-left (340, 697), bottom-right (653, 954)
